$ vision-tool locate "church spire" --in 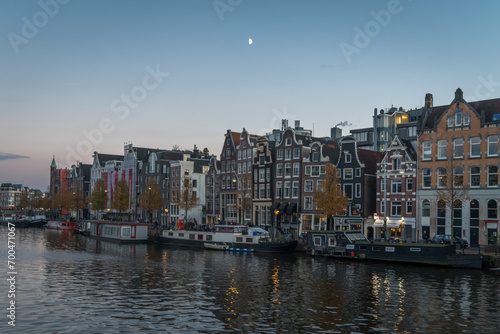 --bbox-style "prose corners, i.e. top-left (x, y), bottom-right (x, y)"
top-left (50, 155), bottom-right (56, 168)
